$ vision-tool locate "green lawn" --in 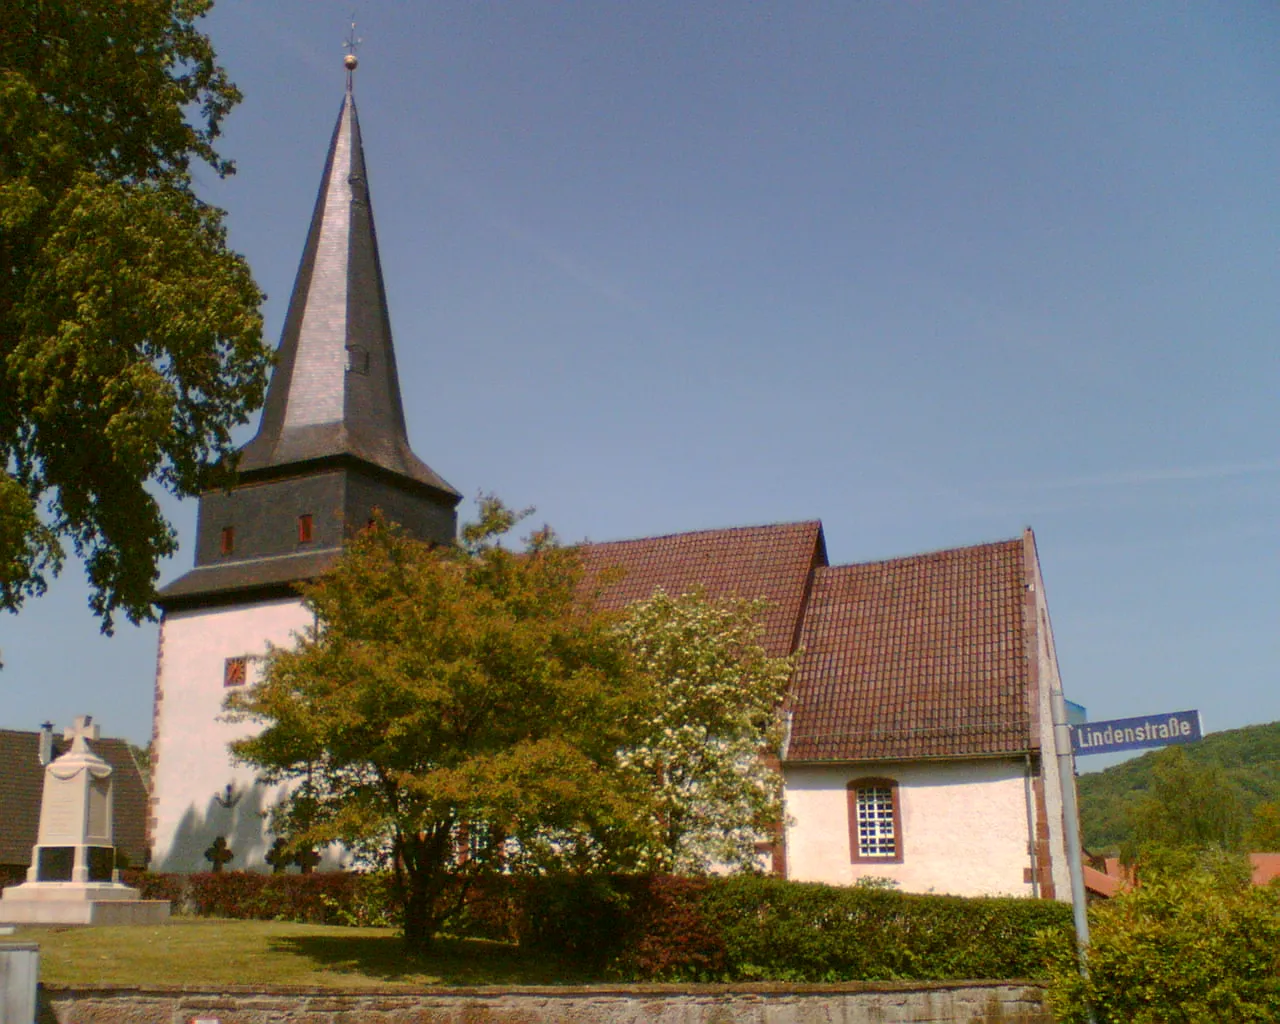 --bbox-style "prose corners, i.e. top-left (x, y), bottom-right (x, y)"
top-left (14, 918), bottom-right (594, 990)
